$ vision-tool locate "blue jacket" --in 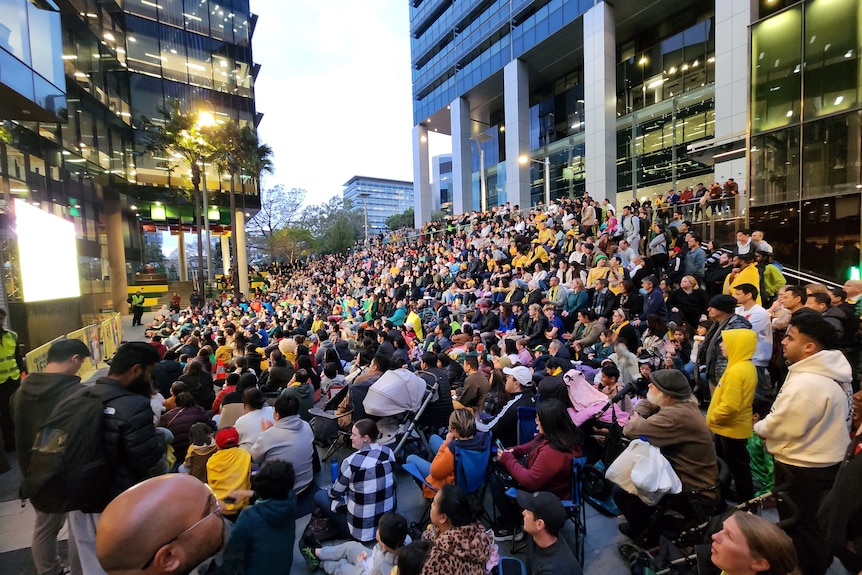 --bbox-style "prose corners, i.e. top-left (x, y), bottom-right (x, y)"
top-left (642, 289), bottom-right (668, 321)
top-left (220, 493), bottom-right (297, 575)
